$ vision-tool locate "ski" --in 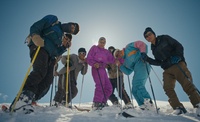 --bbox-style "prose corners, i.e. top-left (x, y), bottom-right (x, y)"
top-left (74, 105), bottom-right (90, 112)
top-left (119, 111), bottom-right (135, 118)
